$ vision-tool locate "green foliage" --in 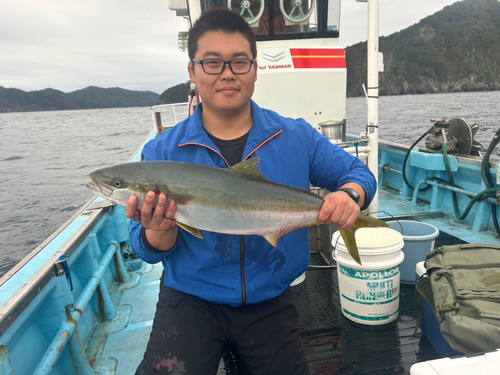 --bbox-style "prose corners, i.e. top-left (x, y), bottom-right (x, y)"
top-left (346, 0), bottom-right (500, 96)
top-left (158, 81), bottom-right (191, 104)
top-left (0, 86), bottom-right (160, 113)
